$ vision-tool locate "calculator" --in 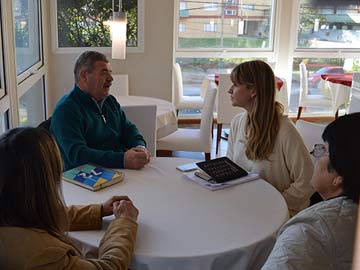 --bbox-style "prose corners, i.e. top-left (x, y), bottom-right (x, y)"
top-left (196, 157), bottom-right (248, 183)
